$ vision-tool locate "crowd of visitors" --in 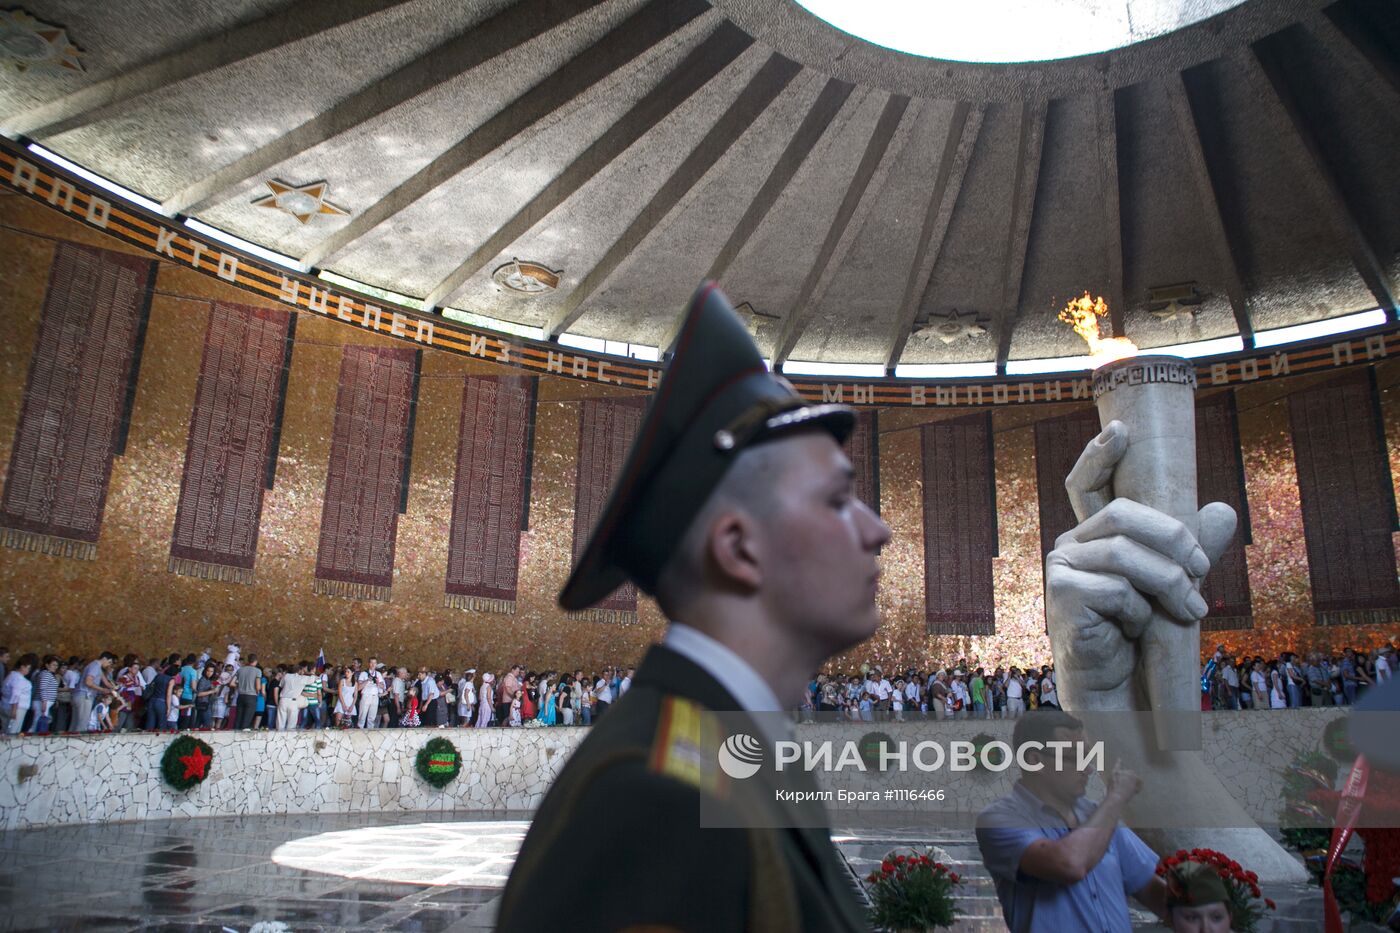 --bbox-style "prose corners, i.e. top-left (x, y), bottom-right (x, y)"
top-left (805, 661), bottom-right (1059, 721)
top-left (1199, 642), bottom-right (1393, 710)
top-left (0, 643), bottom-right (635, 735)
top-left (0, 639), bottom-right (1392, 736)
